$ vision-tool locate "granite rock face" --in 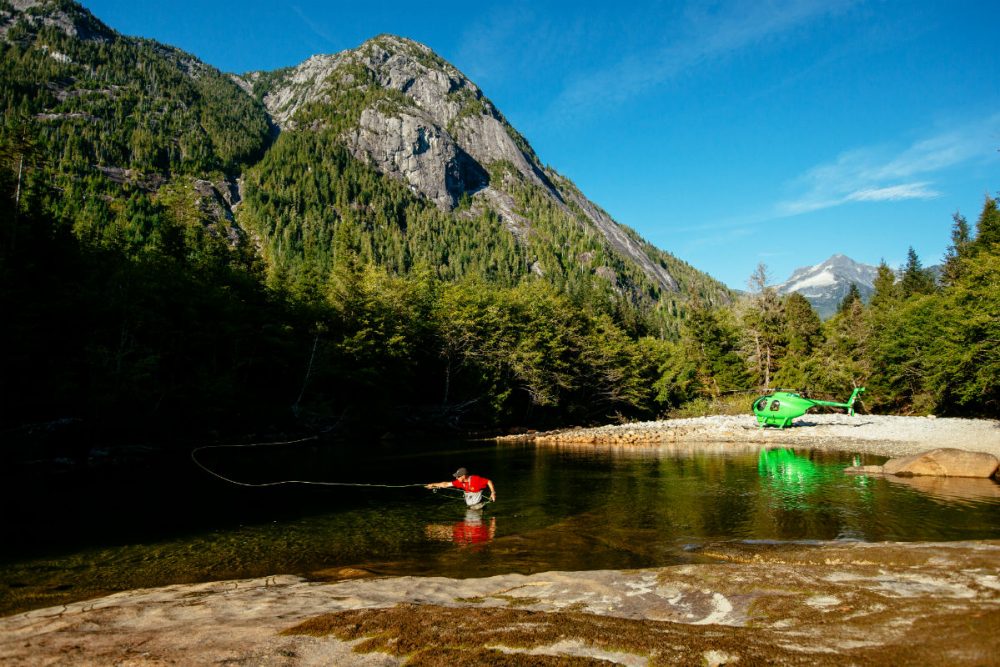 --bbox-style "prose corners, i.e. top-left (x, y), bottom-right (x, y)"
top-left (246, 34), bottom-right (682, 294)
top-left (345, 107), bottom-right (487, 209)
top-left (1, 0), bottom-right (114, 42)
top-left (255, 36), bottom-right (543, 201)
top-left (3, 541), bottom-right (998, 665)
